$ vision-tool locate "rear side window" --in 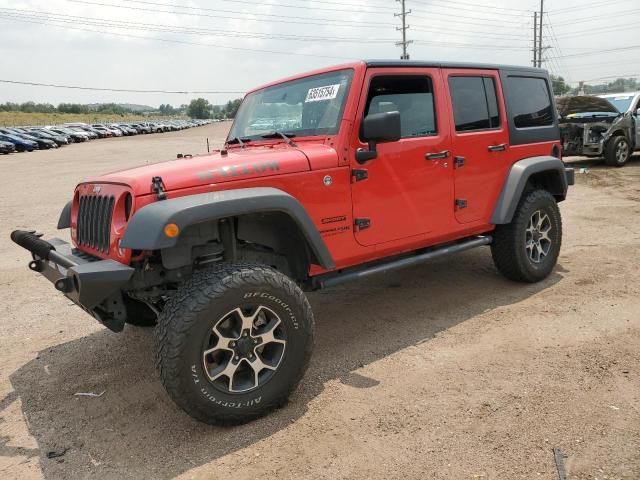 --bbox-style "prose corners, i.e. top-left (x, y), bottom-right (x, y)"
top-left (506, 76), bottom-right (554, 128)
top-left (364, 75), bottom-right (437, 138)
top-left (449, 76), bottom-right (501, 132)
